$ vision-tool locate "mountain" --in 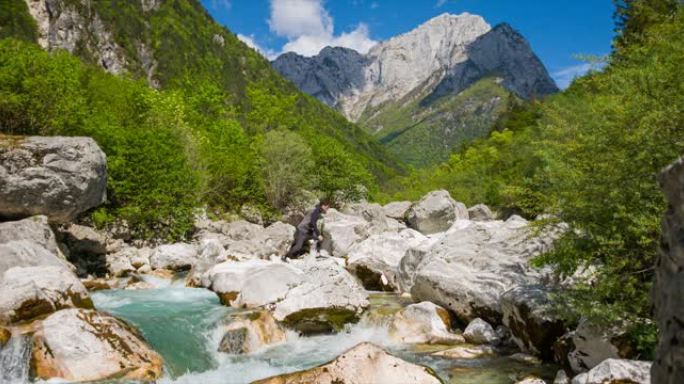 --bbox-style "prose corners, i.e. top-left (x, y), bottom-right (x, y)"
top-left (273, 13), bottom-right (558, 166)
top-left (3, 0), bottom-right (399, 175)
